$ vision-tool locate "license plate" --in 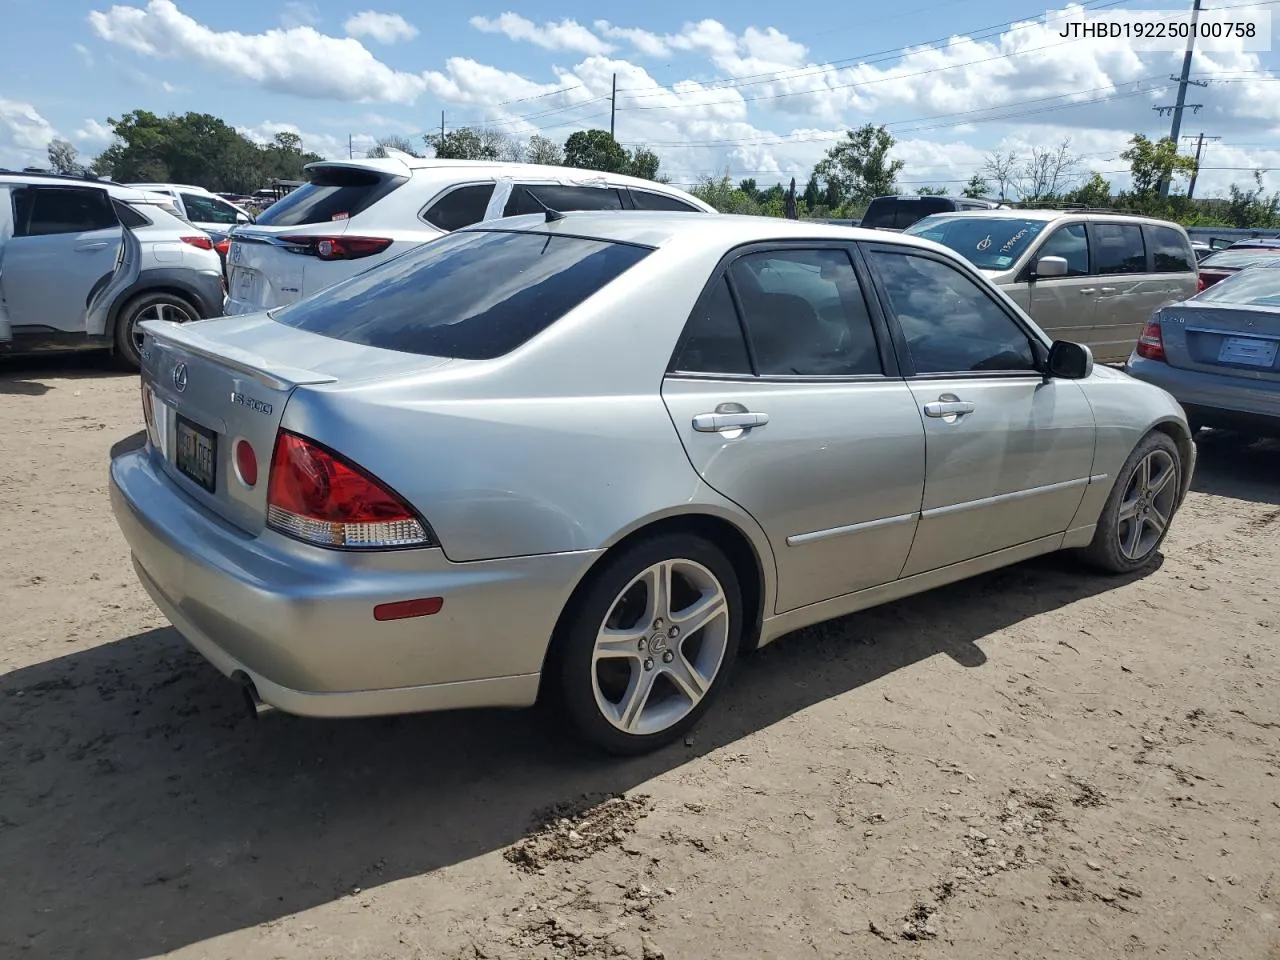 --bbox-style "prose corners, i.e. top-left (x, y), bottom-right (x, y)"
top-left (175, 415), bottom-right (217, 493)
top-left (1217, 336), bottom-right (1278, 368)
top-left (232, 268), bottom-right (256, 300)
